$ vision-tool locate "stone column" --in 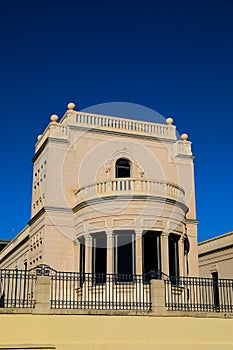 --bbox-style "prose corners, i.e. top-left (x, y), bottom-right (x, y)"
top-left (74, 240), bottom-right (80, 272)
top-left (106, 231), bottom-right (115, 309)
top-left (85, 235), bottom-right (93, 274)
top-left (178, 236), bottom-right (185, 277)
top-left (34, 276), bottom-right (51, 314)
top-left (135, 230), bottom-right (143, 275)
top-left (161, 232), bottom-right (169, 276)
top-left (106, 231), bottom-right (114, 275)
